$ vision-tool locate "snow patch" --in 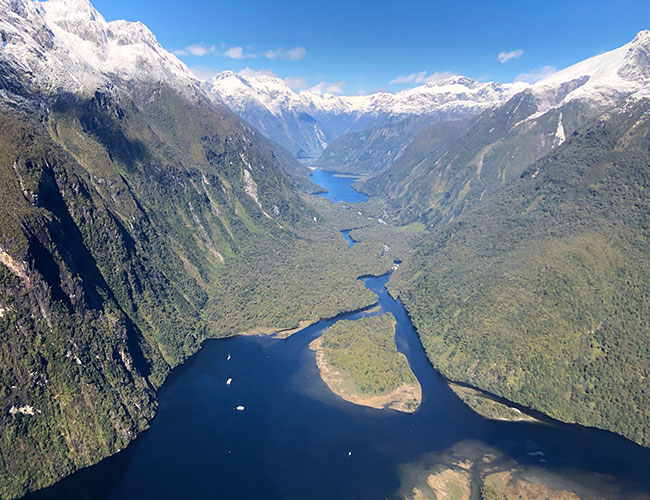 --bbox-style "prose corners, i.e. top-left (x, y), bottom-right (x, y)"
top-left (9, 405), bottom-right (41, 416)
top-left (531, 30), bottom-right (650, 114)
top-left (554, 112), bottom-right (566, 146)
